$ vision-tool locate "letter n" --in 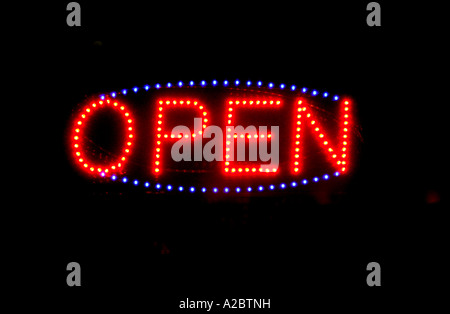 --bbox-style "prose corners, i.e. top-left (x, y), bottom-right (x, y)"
top-left (292, 98), bottom-right (352, 174)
